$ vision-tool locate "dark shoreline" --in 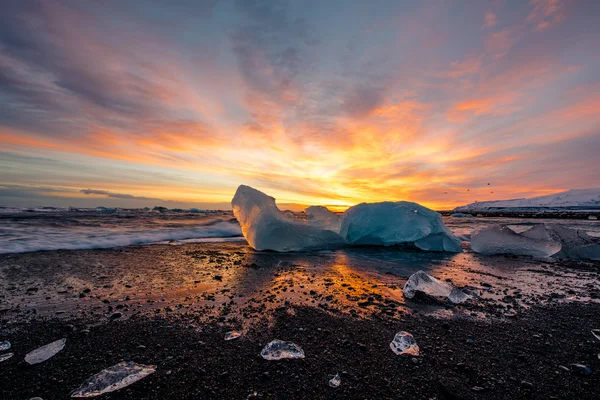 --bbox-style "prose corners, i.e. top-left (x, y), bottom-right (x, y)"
top-left (1, 303), bottom-right (599, 399)
top-left (1, 242), bottom-right (599, 399)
